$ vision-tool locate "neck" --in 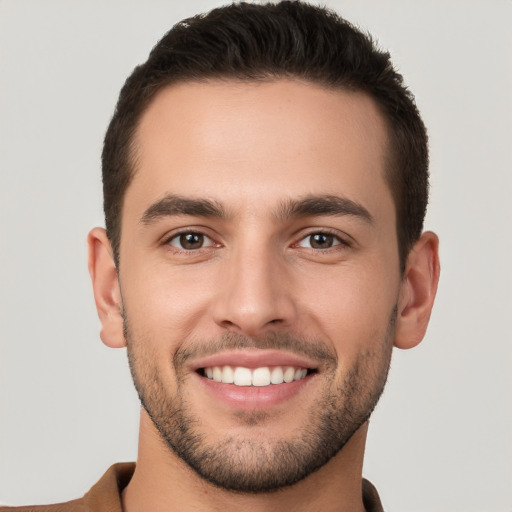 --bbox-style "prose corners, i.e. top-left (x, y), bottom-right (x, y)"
top-left (122, 410), bottom-right (369, 512)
